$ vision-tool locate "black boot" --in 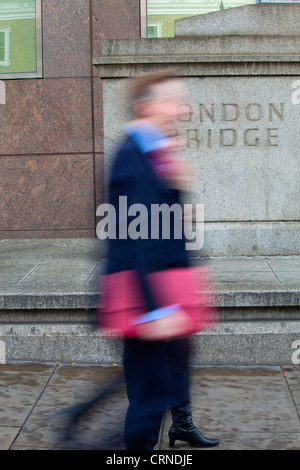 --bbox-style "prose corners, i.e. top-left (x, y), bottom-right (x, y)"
top-left (169, 403), bottom-right (219, 448)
